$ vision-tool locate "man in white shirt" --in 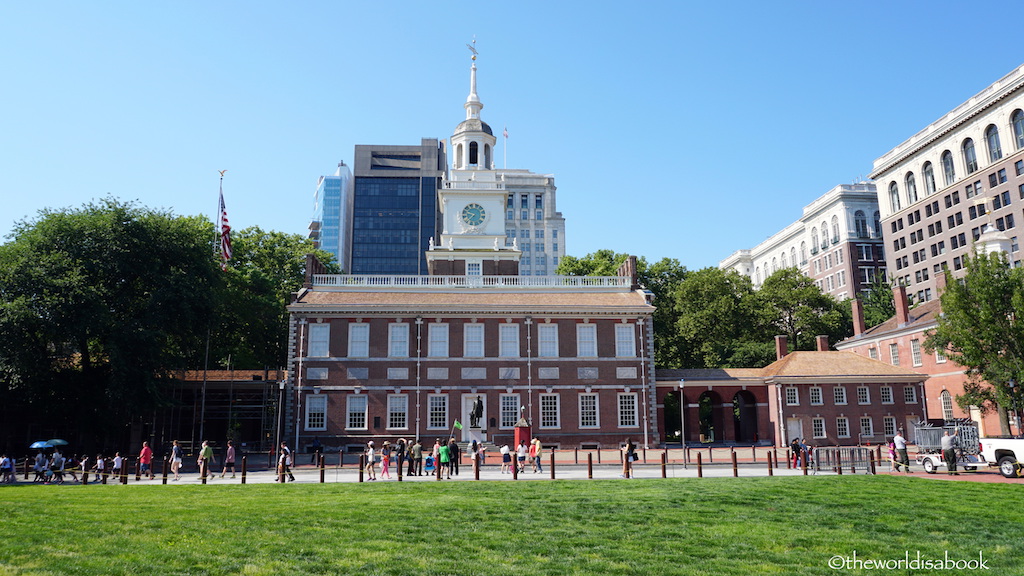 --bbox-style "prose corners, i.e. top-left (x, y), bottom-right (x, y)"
top-left (894, 431), bottom-right (910, 473)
